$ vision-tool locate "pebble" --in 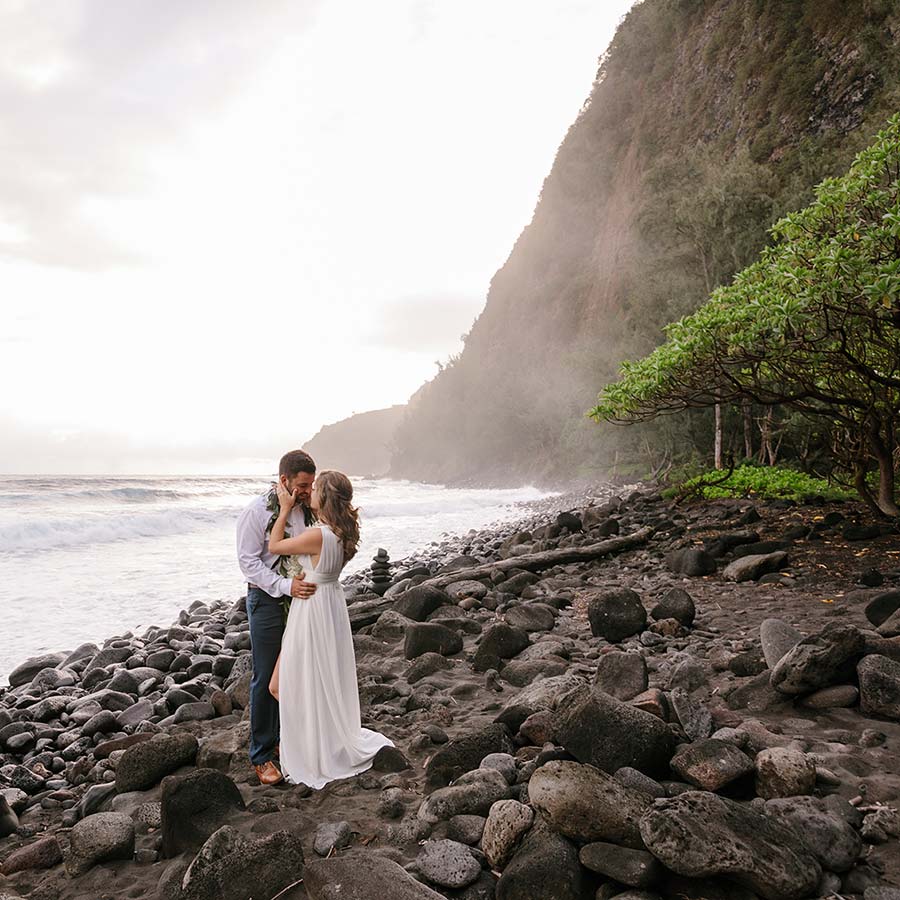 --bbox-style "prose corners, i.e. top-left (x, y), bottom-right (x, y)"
top-left (314, 821), bottom-right (354, 856)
